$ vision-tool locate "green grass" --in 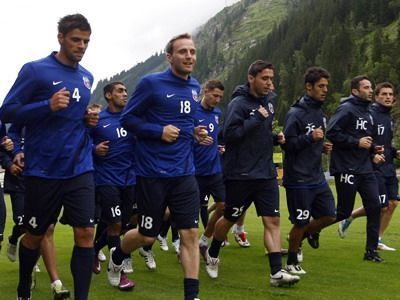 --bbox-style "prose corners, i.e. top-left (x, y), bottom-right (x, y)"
top-left (1, 184), bottom-right (400, 299)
